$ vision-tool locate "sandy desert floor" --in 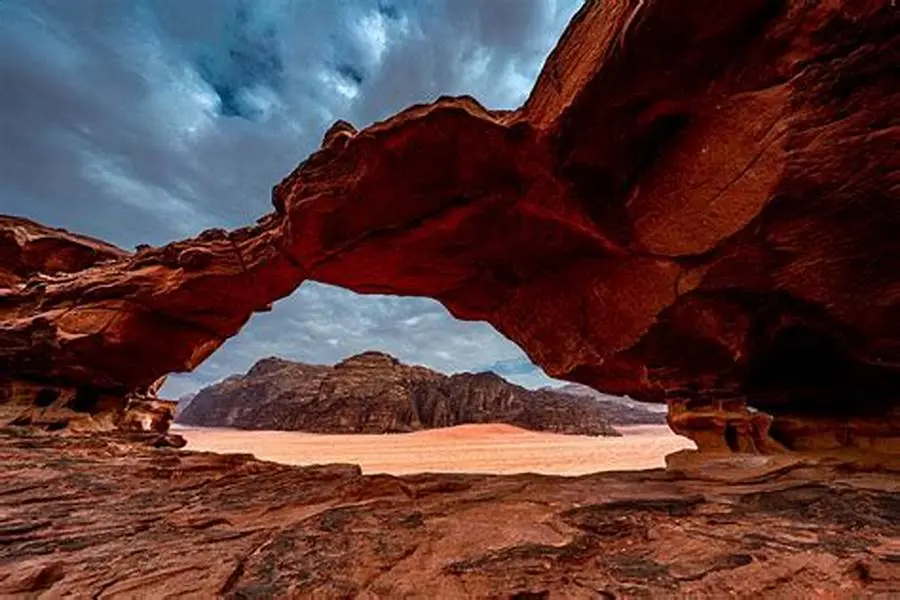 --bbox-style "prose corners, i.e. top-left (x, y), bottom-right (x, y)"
top-left (174, 423), bottom-right (695, 476)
